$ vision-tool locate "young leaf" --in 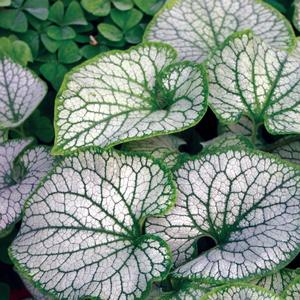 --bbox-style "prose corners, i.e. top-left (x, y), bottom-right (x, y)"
top-left (272, 140), bottom-right (300, 165)
top-left (97, 23), bottom-right (124, 42)
top-left (63, 1), bottom-right (87, 26)
top-left (110, 8), bottom-right (143, 31)
top-left (57, 40), bottom-right (81, 64)
top-left (53, 43), bottom-right (208, 153)
top-left (112, 0), bottom-right (133, 11)
top-left (253, 268), bottom-right (300, 294)
top-left (281, 275), bottom-right (300, 299)
top-left (147, 148), bottom-right (300, 282)
top-left (134, 0), bottom-right (164, 16)
top-left (23, 0), bottom-right (49, 21)
top-left (10, 149), bottom-right (175, 300)
top-left (208, 31), bottom-right (300, 135)
top-left (123, 135), bottom-right (186, 168)
top-left (293, 0), bottom-right (300, 32)
top-left (201, 284), bottom-right (281, 300)
top-left (0, 57), bottom-right (47, 129)
top-left (46, 25), bottom-right (76, 41)
top-left (0, 139), bottom-right (54, 237)
top-left (144, 0), bottom-right (295, 62)
top-left (81, 0), bottom-right (111, 16)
